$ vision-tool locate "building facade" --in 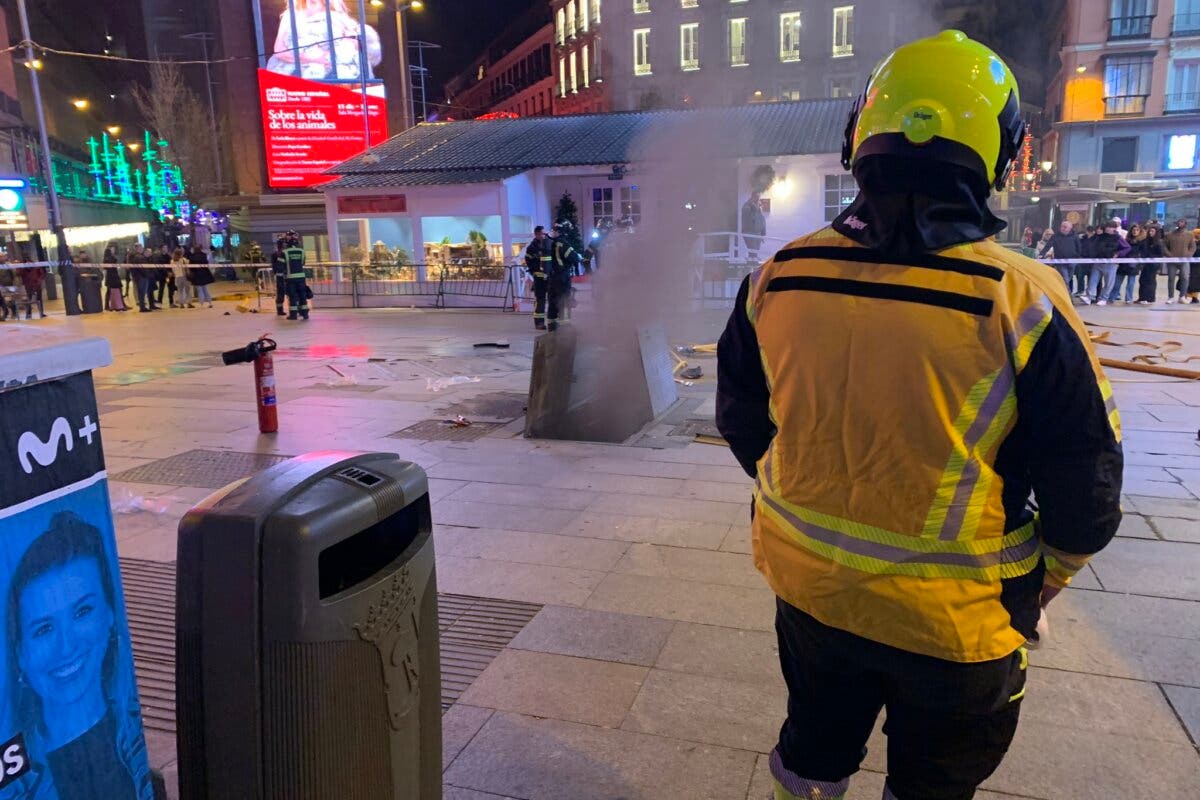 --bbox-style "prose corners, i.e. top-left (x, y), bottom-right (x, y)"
top-left (599, 0), bottom-right (936, 111)
top-left (551, 0), bottom-right (613, 114)
top-left (444, 8), bottom-right (557, 119)
top-left (1044, 0), bottom-right (1200, 225)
